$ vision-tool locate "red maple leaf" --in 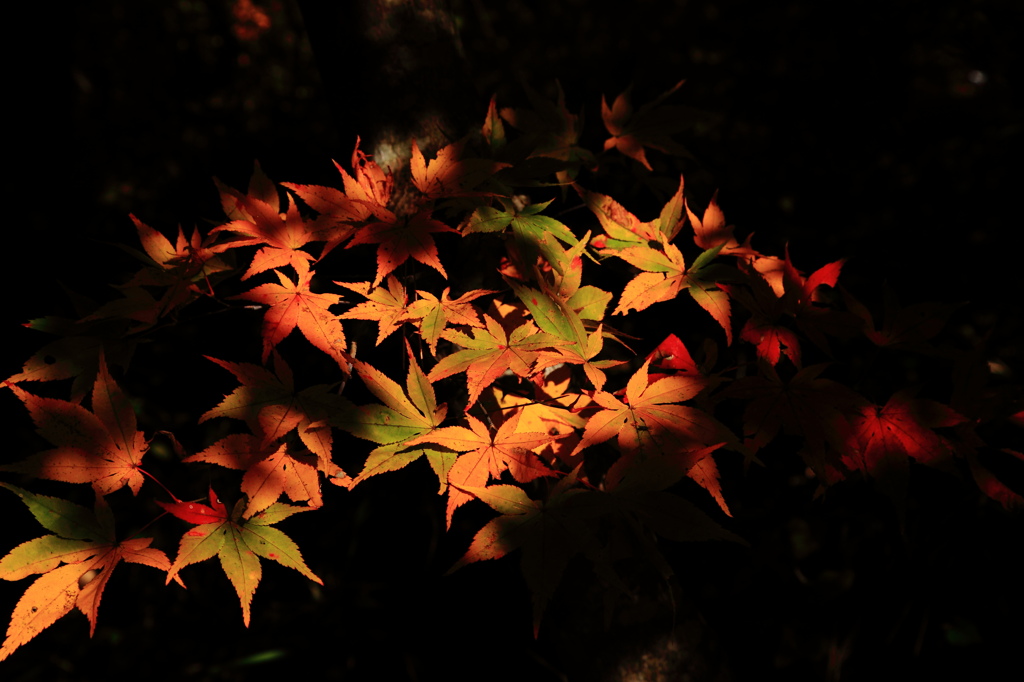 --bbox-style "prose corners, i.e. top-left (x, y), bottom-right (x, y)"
top-left (721, 363), bottom-right (867, 483)
top-left (845, 390), bottom-right (966, 476)
top-left (725, 249), bottom-right (846, 367)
